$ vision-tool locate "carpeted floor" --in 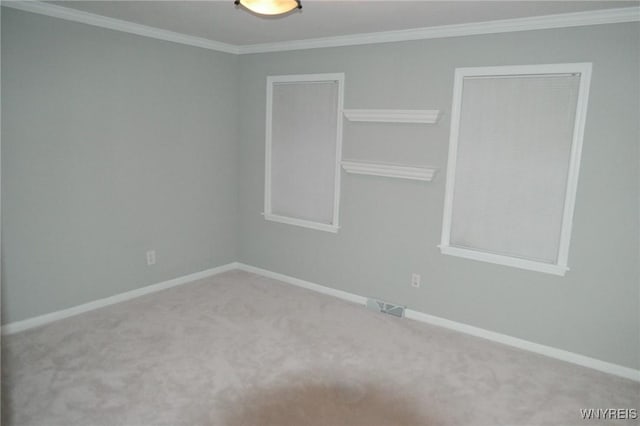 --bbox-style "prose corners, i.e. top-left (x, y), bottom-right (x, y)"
top-left (2, 270), bottom-right (638, 426)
